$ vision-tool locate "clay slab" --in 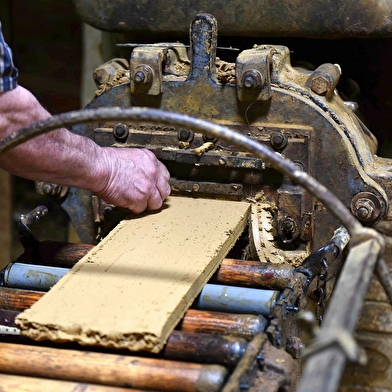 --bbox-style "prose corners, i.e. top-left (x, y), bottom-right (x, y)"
top-left (16, 196), bottom-right (250, 352)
